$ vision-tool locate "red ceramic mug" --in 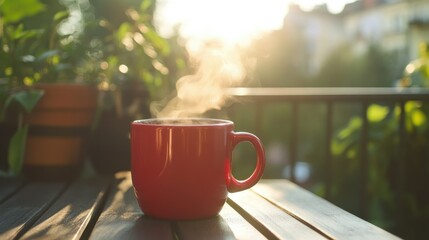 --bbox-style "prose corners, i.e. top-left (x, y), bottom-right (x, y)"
top-left (131, 118), bottom-right (265, 220)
